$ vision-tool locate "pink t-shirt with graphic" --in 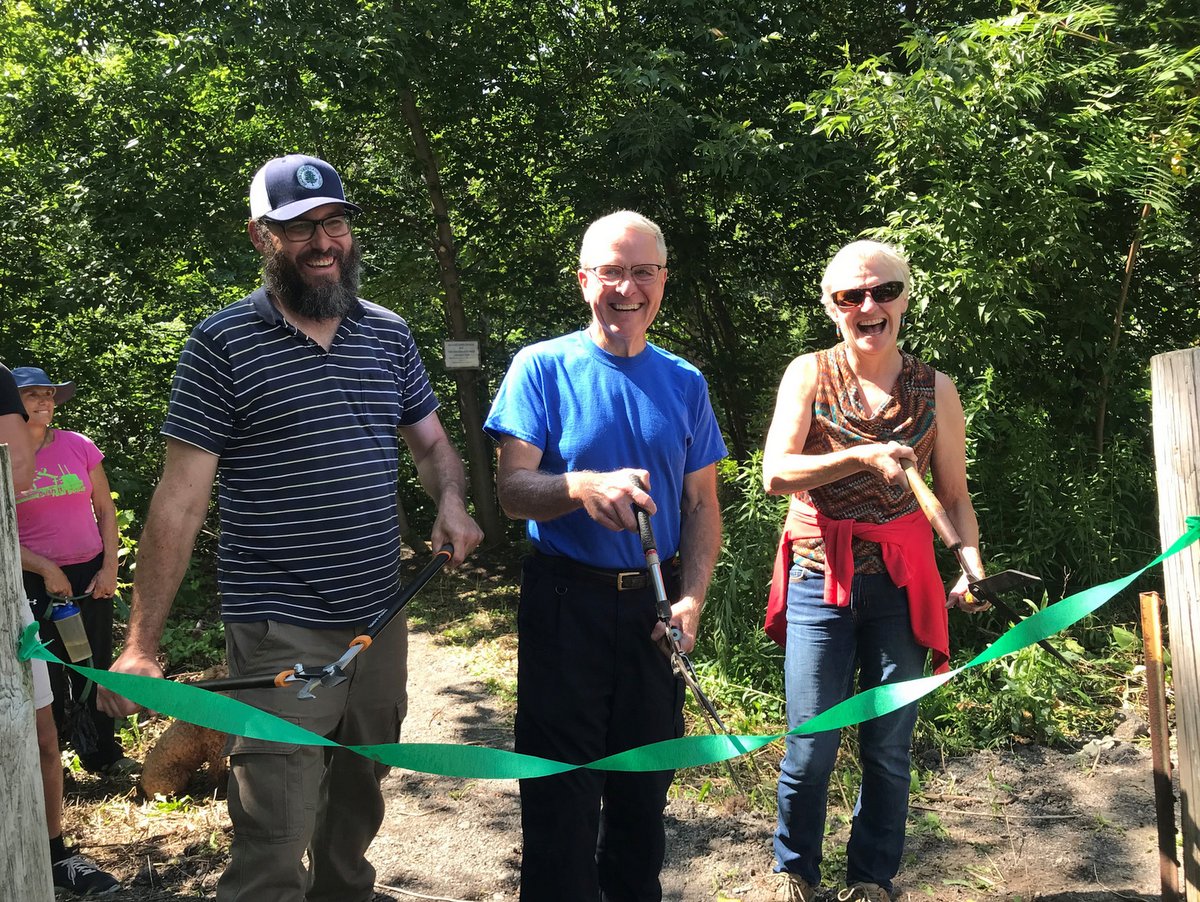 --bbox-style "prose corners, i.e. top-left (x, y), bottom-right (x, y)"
top-left (16, 429), bottom-right (105, 565)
